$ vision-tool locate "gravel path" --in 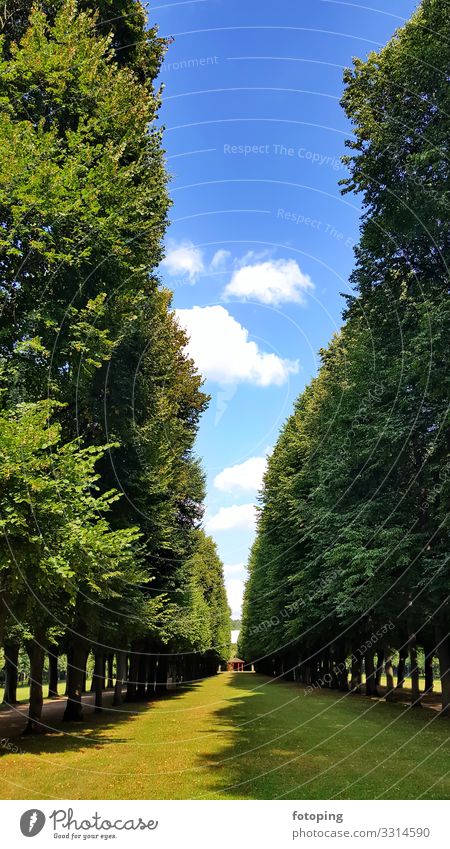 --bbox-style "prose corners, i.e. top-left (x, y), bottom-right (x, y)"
top-left (0, 689), bottom-right (120, 737)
